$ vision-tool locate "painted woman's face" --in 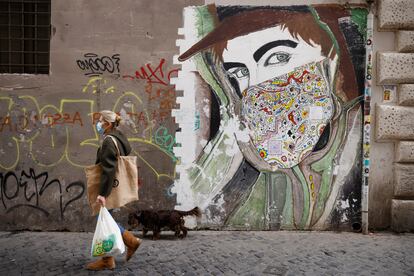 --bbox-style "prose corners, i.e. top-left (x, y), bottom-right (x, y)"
top-left (223, 26), bottom-right (335, 169)
top-left (222, 26), bottom-right (326, 92)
